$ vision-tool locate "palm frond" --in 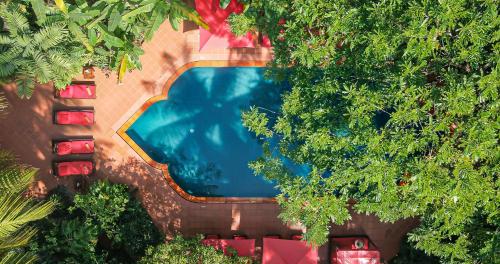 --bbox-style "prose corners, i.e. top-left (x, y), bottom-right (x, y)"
top-left (0, 93), bottom-right (8, 118)
top-left (0, 151), bottom-right (56, 254)
top-left (170, 0), bottom-right (209, 30)
top-left (16, 35), bottom-right (31, 50)
top-left (0, 62), bottom-right (17, 78)
top-left (0, 192), bottom-right (56, 240)
top-left (0, 47), bottom-right (22, 64)
top-left (30, 52), bottom-right (52, 83)
top-left (0, 151), bottom-right (16, 169)
top-left (29, 0), bottom-right (48, 25)
top-left (33, 24), bottom-right (67, 51)
top-left (0, 251), bottom-right (37, 264)
top-left (0, 226), bottom-right (37, 250)
top-left (0, 166), bottom-right (37, 194)
top-left (0, 5), bottom-right (30, 35)
top-left (68, 22), bottom-right (93, 52)
top-left (144, 2), bottom-right (168, 41)
top-left (0, 34), bottom-right (13, 45)
top-left (15, 77), bottom-right (35, 99)
top-left (47, 50), bottom-right (73, 70)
